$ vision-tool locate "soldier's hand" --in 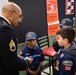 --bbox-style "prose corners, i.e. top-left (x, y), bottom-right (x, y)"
top-left (18, 55), bottom-right (23, 58)
top-left (25, 57), bottom-right (33, 64)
